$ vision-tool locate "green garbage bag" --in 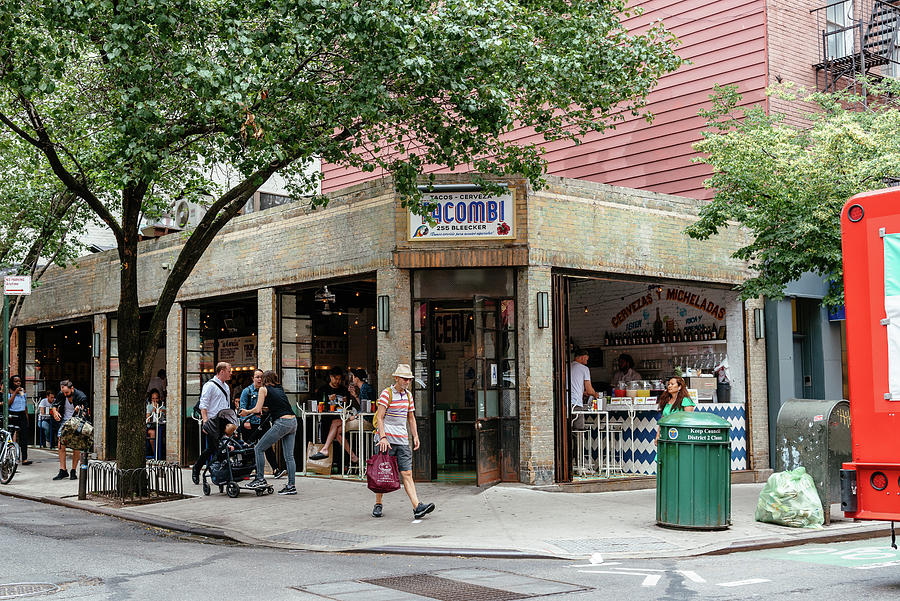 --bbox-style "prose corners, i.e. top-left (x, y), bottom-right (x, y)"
top-left (755, 467), bottom-right (824, 529)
